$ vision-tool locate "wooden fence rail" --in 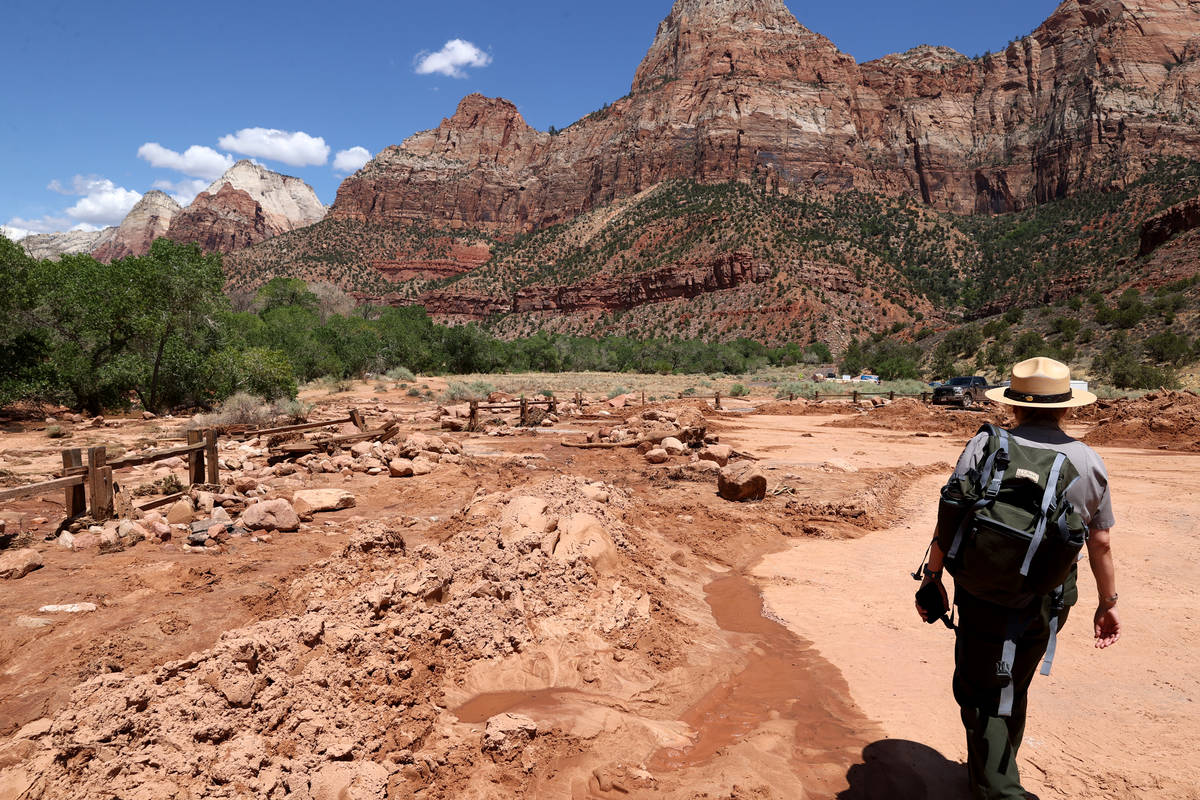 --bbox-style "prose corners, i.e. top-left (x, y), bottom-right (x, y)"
top-left (0, 429), bottom-right (222, 523)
